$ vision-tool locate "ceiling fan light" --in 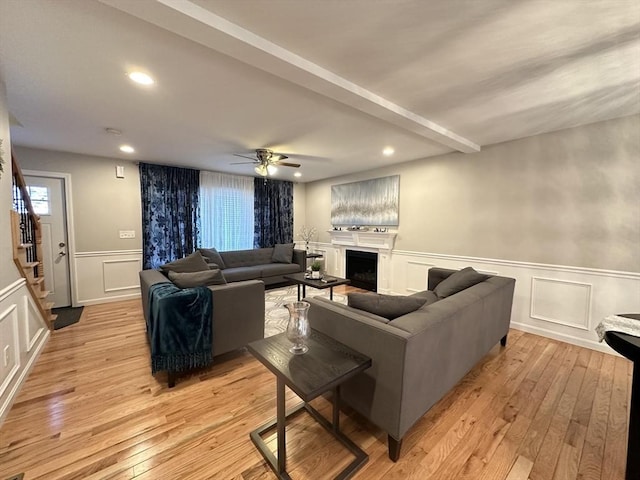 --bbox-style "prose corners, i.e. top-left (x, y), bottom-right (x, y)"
top-left (255, 164), bottom-right (268, 176)
top-left (267, 164), bottom-right (277, 175)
